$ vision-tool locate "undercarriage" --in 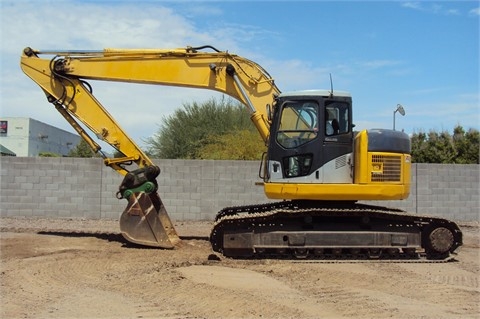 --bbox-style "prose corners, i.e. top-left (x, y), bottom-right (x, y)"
top-left (210, 201), bottom-right (463, 261)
